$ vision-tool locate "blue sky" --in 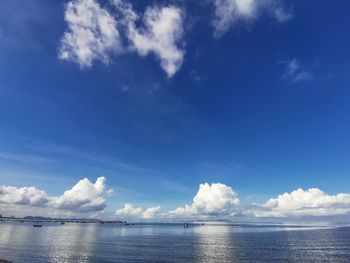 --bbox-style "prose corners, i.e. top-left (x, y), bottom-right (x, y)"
top-left (1, 0), bottom-right (350, 220)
